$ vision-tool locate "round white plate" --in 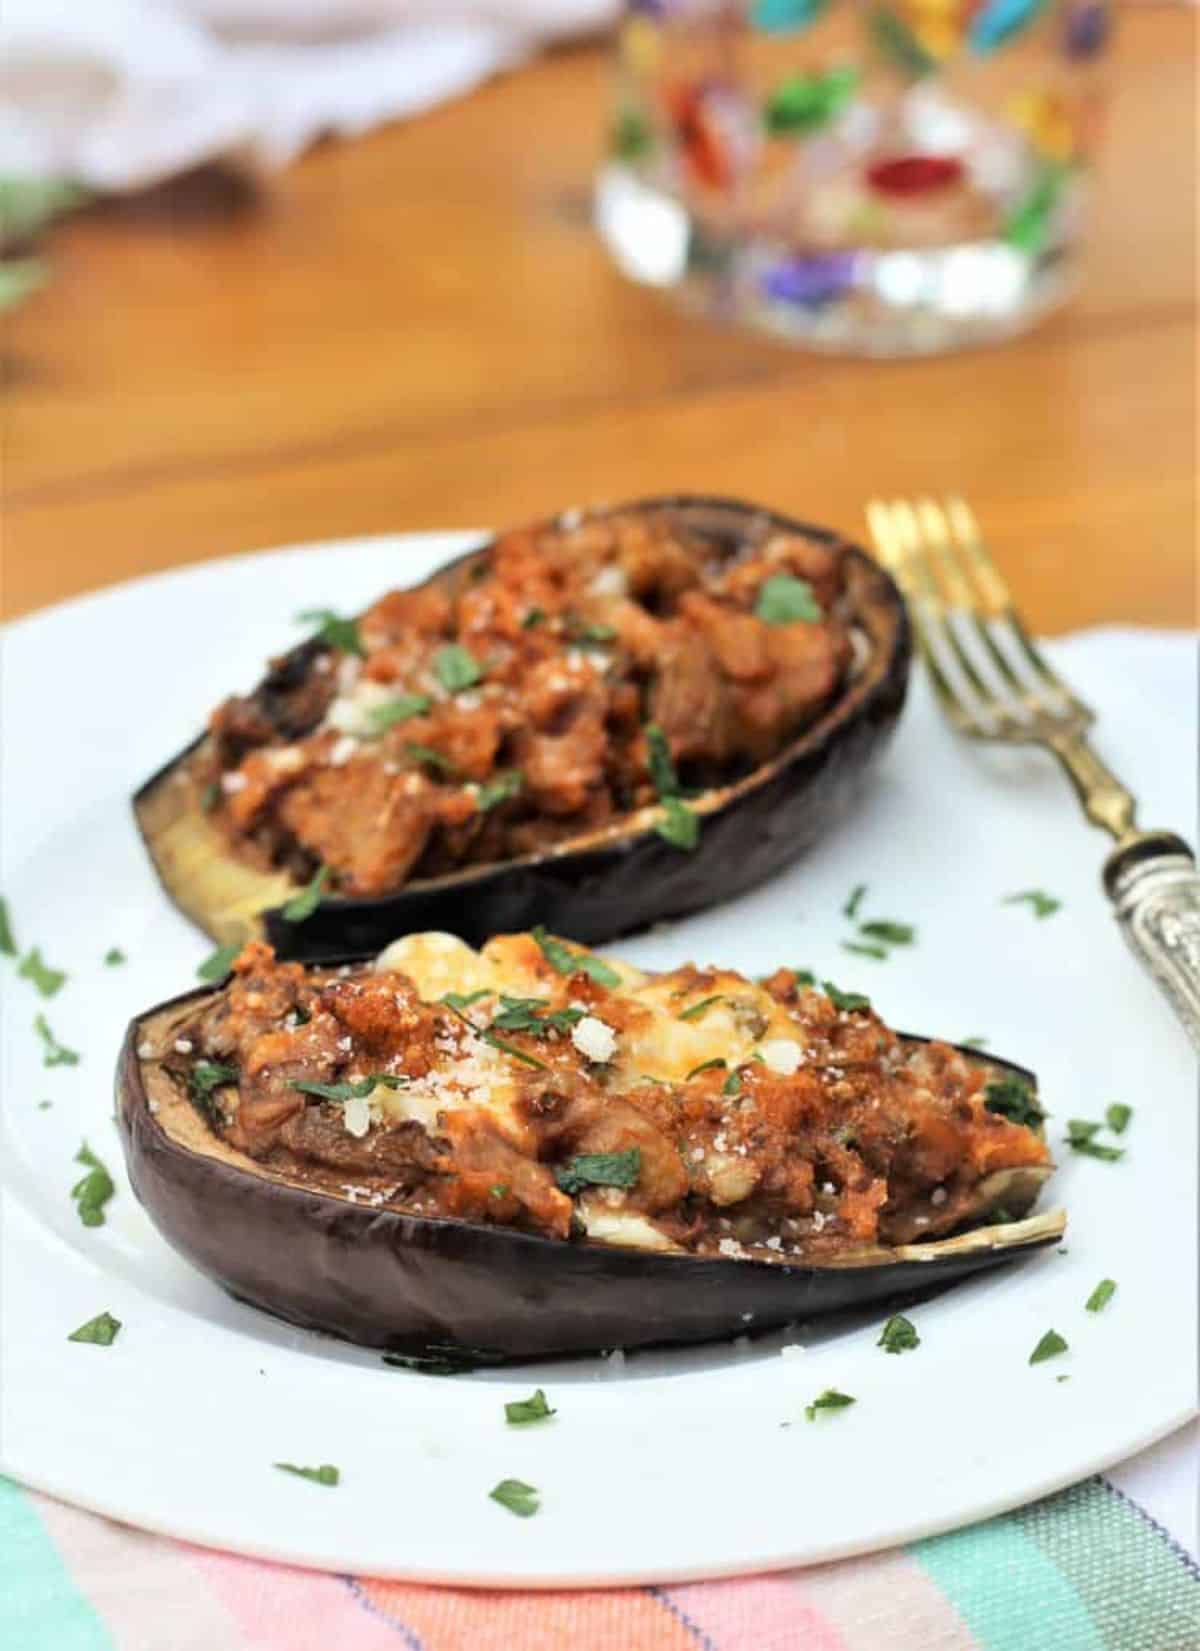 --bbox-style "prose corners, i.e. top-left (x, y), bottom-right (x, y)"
top-left (1, 536), bottom-right (1195, 1588)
